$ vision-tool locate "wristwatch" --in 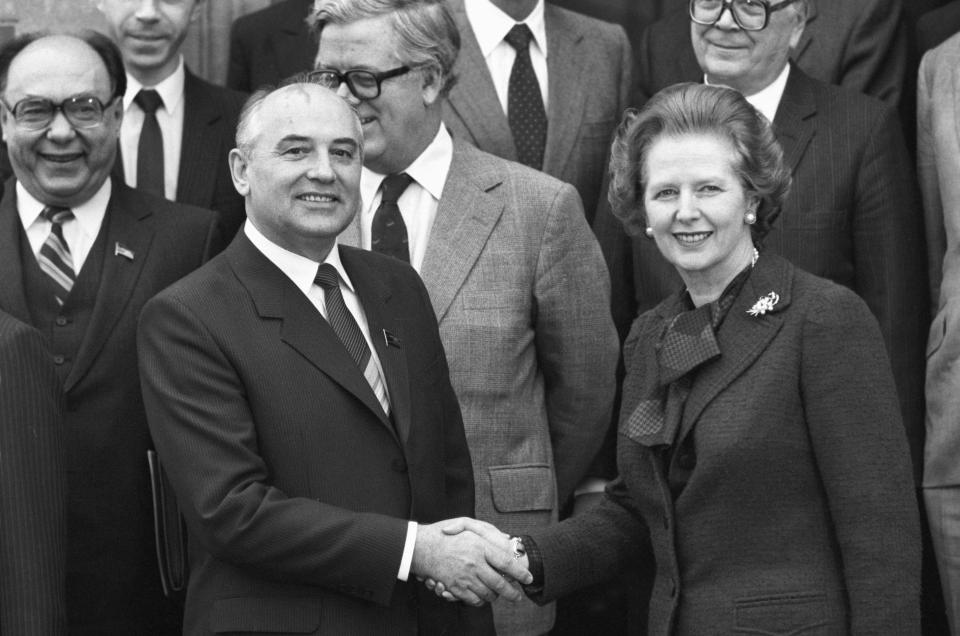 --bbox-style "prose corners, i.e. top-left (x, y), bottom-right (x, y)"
top-left (509, 535), bottom-right (526, 560)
